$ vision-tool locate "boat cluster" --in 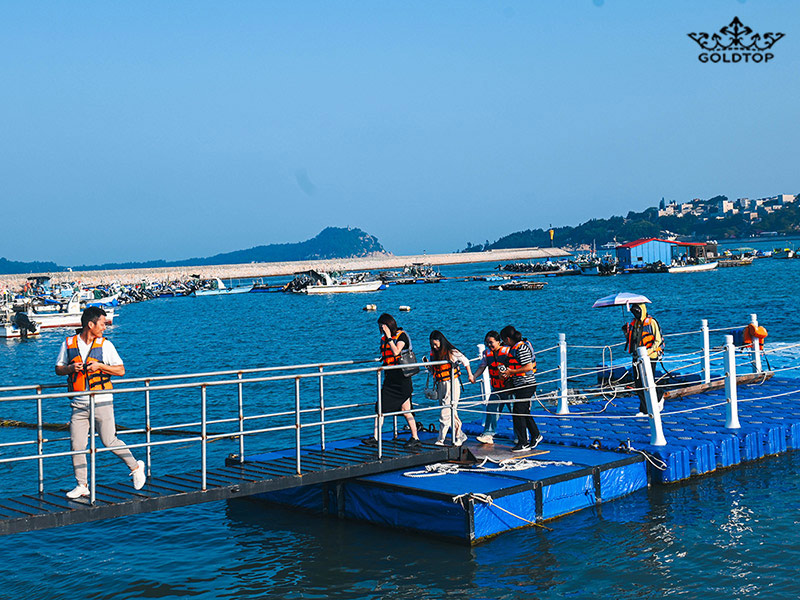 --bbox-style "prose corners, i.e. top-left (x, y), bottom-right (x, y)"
top-left (498, 256), bottom-right (618, 276)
